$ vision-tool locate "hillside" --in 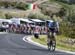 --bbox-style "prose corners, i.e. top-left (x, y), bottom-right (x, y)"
top-left (0, 0), bottom-right (37, 3)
